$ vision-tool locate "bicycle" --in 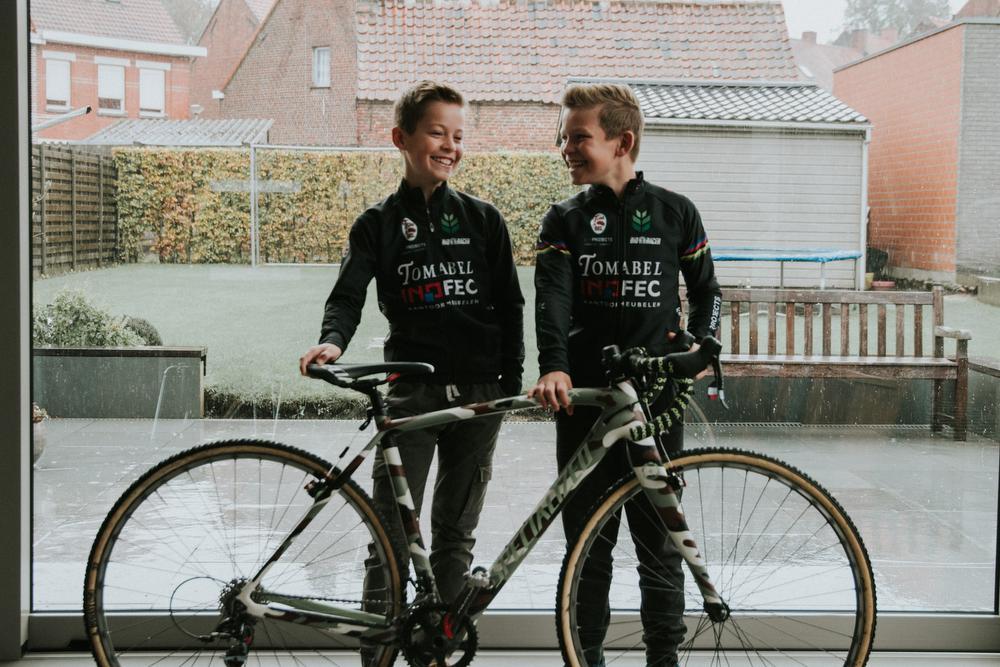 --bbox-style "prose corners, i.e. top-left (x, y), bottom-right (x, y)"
top-left (84, 338), bottom-right (876, 666)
